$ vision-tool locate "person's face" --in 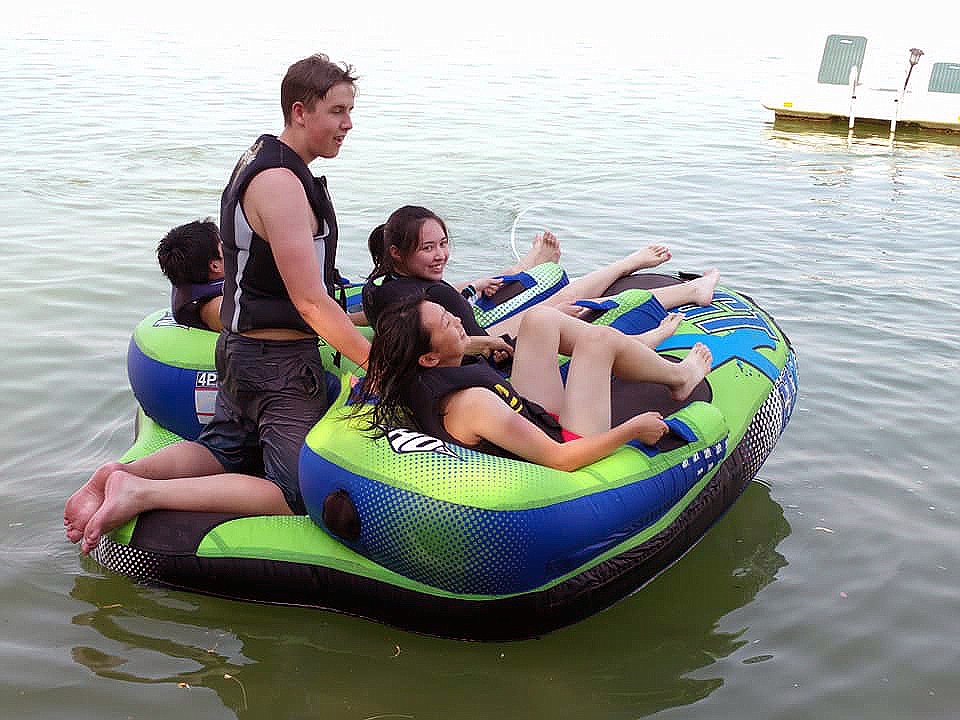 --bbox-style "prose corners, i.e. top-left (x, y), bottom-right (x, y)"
top-left (300, 82), bottom-right (354, 159)
top-left (395, 219), bottom-right (449, 281)
top-left (419, 301), bottom-right (467, 367)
